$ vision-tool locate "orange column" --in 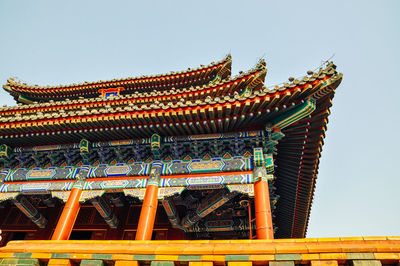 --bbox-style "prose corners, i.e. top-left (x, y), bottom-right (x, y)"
top-left (51, 187), bottom-right (82, 240)
top-left (254, 179), bottom-right (274, 239)
top-left (135, 162), bottom-right (162, 240)
top-left (135, 184), bottom-right (159, 240)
